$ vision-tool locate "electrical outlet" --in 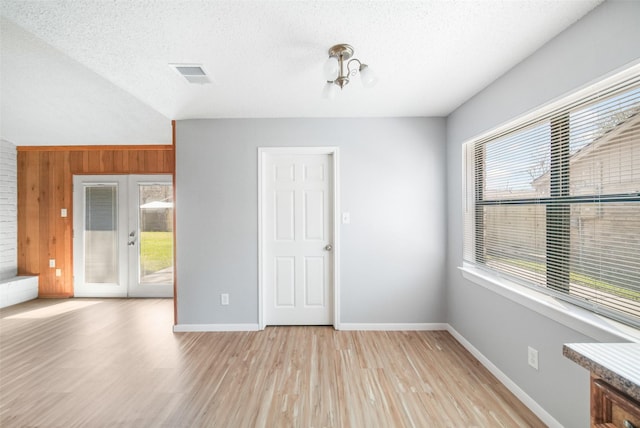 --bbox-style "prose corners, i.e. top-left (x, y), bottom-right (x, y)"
top-left (61, 208), bottom-right (67, 218)
top-left (528, 346), bottom-right (539, 370)
top-left (49, 259), bottom-right (56, 268)
top-left (221, 293), bottom-right (229, 305)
